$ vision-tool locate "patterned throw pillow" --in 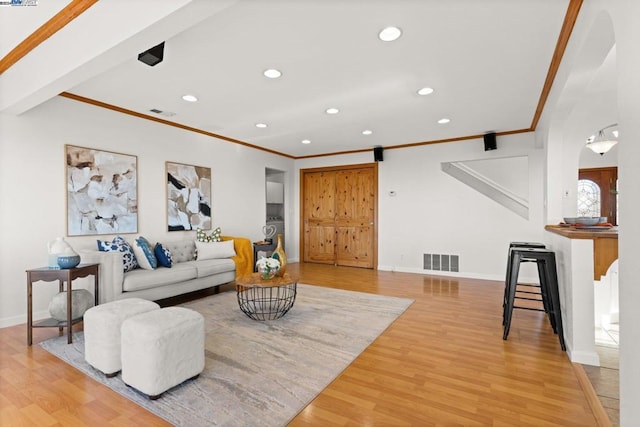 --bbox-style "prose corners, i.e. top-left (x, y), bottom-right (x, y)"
top-left (132, 236), bottom-right (158, 270)
top-left (154, 243), bottom-right (173, 268)
top-left (97, 236), bottom-right (138, 272)
top-left (196, 227), bottom-right (222, 242)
